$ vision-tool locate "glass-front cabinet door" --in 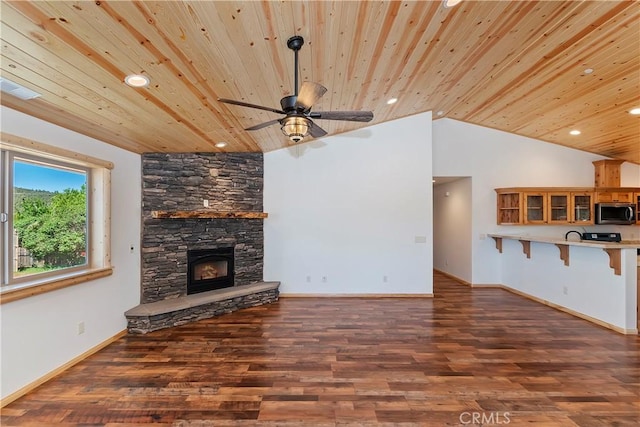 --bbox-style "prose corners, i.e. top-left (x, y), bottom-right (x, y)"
top-left (547, 192), bottom-right (594, 224)
top-left (548, 192), bottom-right (569, 223)
top-left (572, 192), bottom-right (593, 224)
top-left (524, 192), bottom-right (547, 224)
